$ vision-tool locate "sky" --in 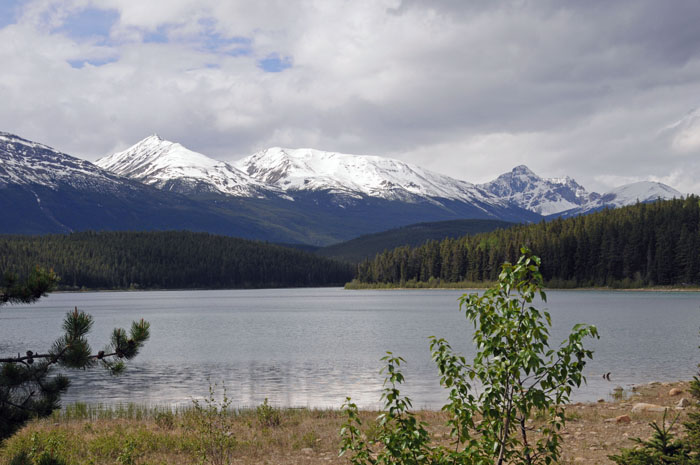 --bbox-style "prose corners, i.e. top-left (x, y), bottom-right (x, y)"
top-left (1, 0), bottom-right (700, 194)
